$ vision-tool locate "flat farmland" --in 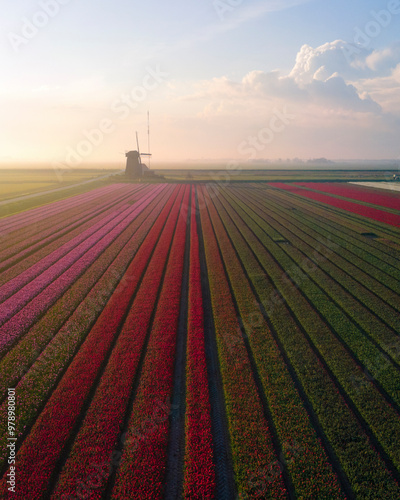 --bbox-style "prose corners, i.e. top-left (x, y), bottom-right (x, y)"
top-left (0, 181), bottom-right (400, 499)
top-left (0, 169), bottom-right (120, 202)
